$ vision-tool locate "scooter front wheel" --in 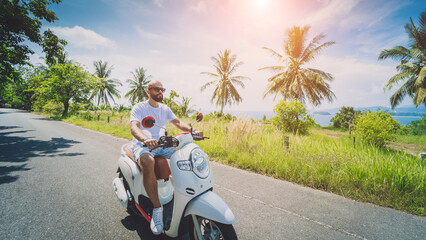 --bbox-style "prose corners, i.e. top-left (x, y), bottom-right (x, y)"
top-left (190, 215), bottom-right (237, 240)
